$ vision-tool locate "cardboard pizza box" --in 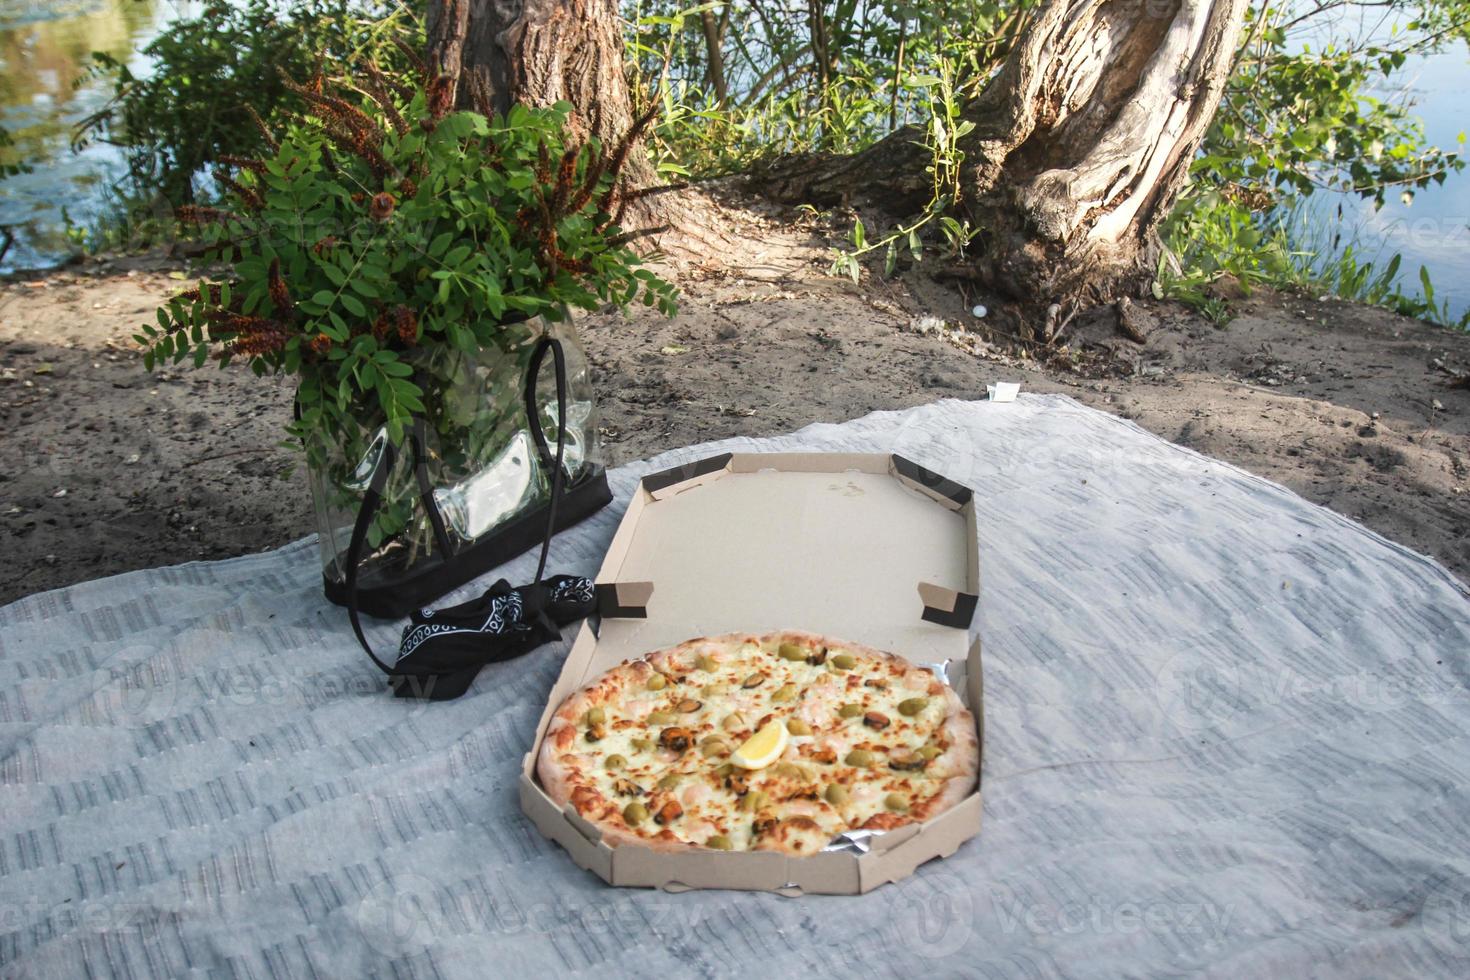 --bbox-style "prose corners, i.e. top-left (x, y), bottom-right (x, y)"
top-left (519, 452), bottom-right (982, 894)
